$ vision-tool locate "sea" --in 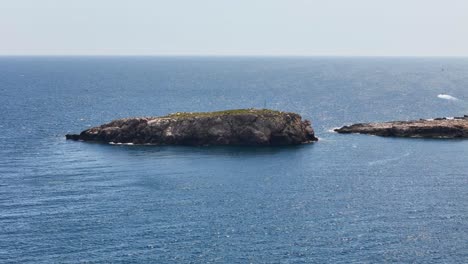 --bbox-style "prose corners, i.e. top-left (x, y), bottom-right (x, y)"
top-left (0, 56), bottom-right (467, 263)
